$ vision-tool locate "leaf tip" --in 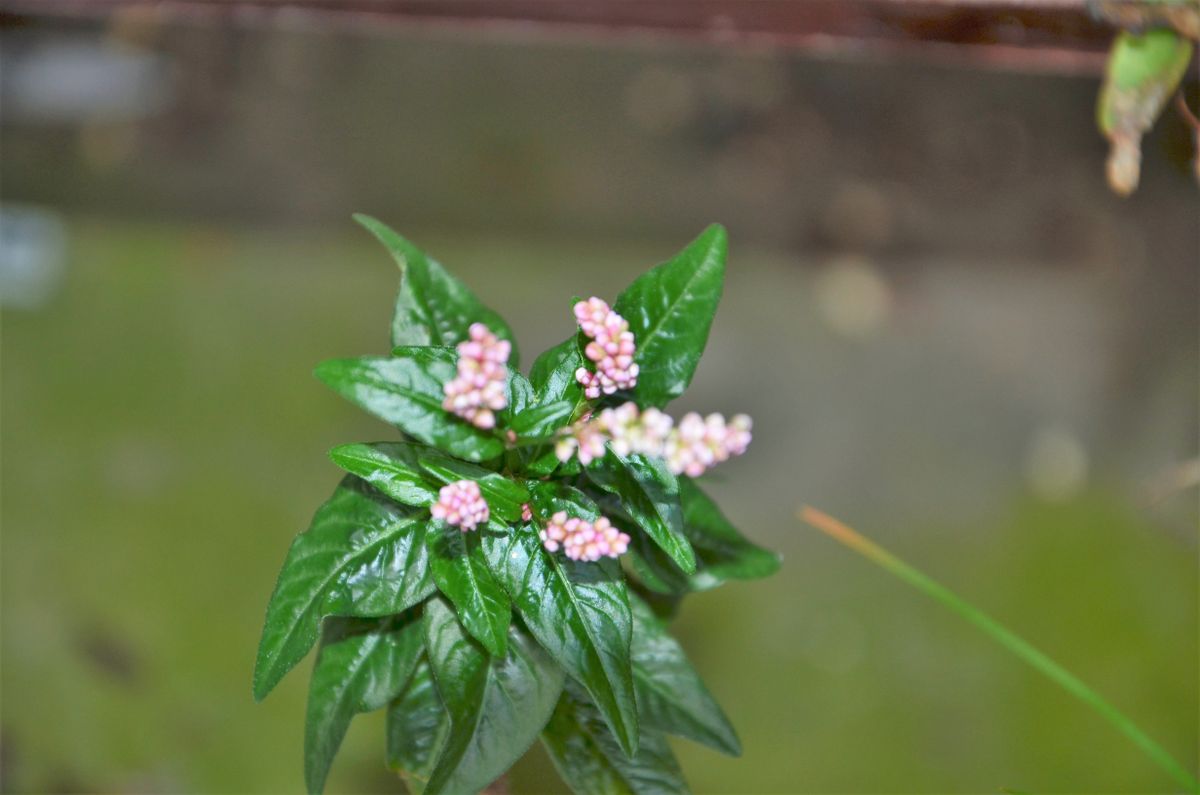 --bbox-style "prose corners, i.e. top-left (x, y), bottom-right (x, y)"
top-left (251, 668), bottom-right (273, 703)
top-left (353, 213), bottom-right (410, 274)
top-left (703, 221), bottom-right (727, 239)
top-left (700, 222), bottom-right (728, 255)
top-left (312, 358), bottom-right (337, 382)
top-left (326, 444), bottom-right (359, 470)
